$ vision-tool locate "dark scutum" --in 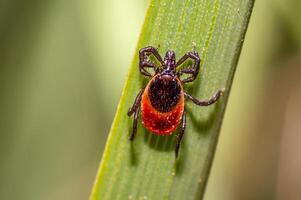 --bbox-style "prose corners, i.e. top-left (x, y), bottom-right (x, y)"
top-left (148, 74), bottom-right (181, 113)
